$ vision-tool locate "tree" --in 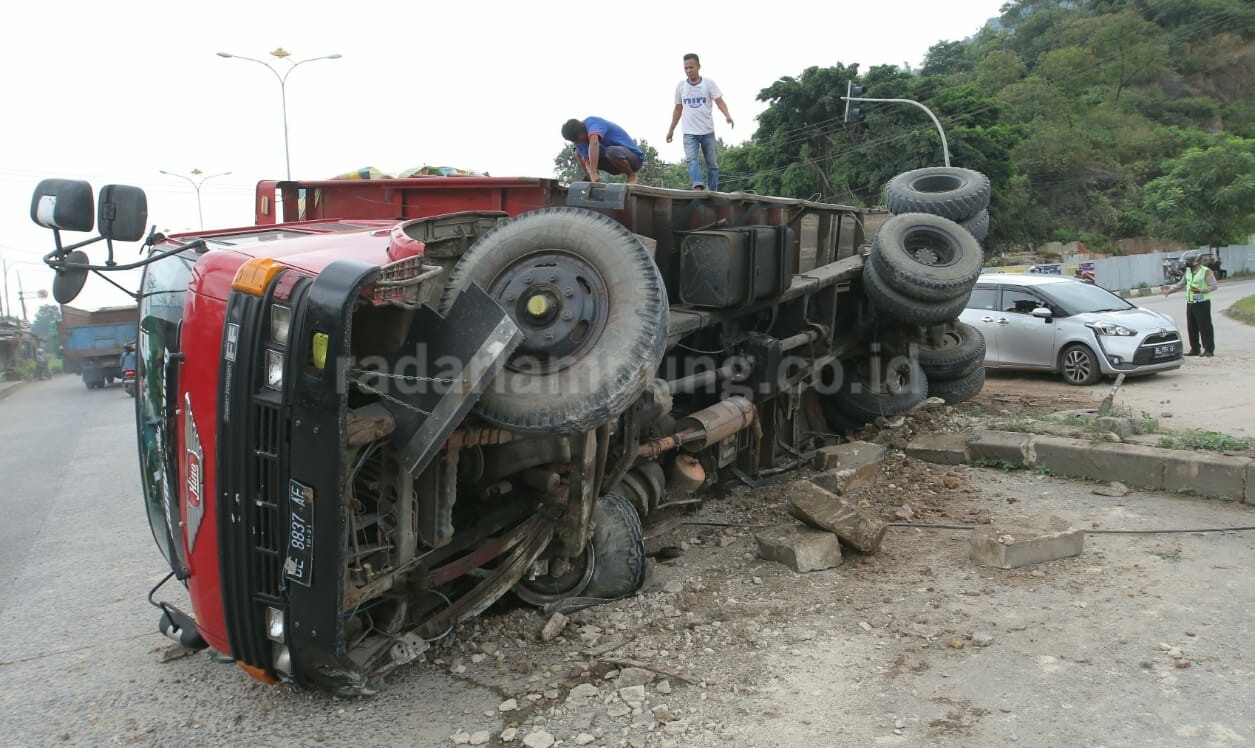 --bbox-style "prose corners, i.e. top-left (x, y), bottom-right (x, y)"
top-left (30, 304), bottom-right (61, 356)
top-left (1142, 136), bottom-right (1255, 246)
